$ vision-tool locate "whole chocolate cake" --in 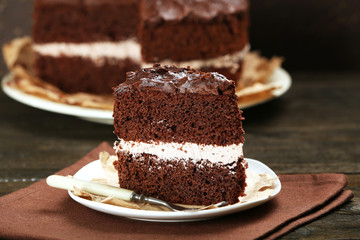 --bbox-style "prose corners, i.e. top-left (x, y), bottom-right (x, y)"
top-left (113, 64), bottom-right (246, 205)
top-left (32, 0), bottom-right (249, 94)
